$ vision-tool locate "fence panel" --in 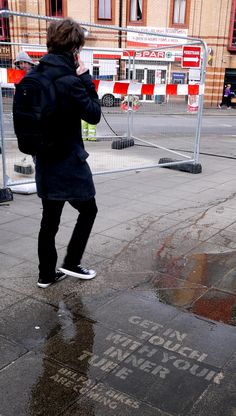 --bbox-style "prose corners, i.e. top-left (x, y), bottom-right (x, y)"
top-left (0, 10), bottom-right (207, 189)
